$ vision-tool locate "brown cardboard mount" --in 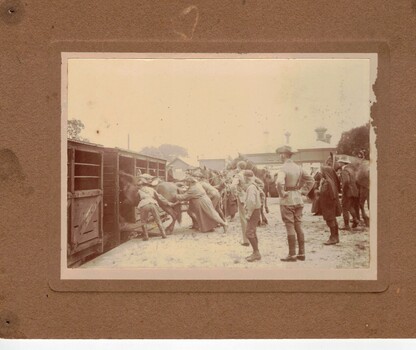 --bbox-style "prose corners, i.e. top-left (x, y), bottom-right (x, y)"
top-left (1, 0), bottom-right (413, 339)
